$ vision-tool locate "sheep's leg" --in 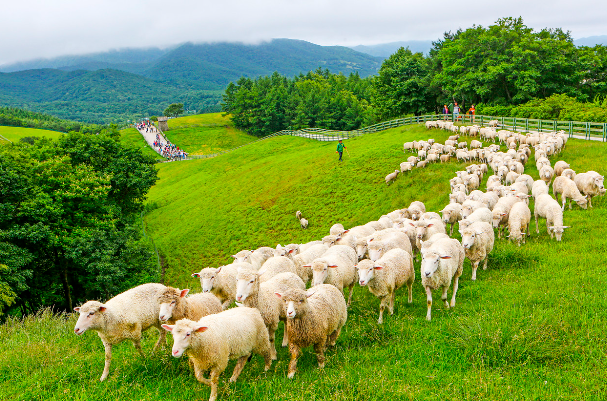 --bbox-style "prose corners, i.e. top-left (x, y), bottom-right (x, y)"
top-left (483, 257), bottom-right (489, 271)
top-left (568, 197), bottom-right (572, 210)
top-left (450, 275), bottom-right (460, 308)
top-left (449, 224), bottom-right (454, 236)
top-left (281, 324), bottom-right (289, 347)
top-left (209, 370), bottom-right (220, 401)
top-left (327, 327), bottom-right (341, 347)
top-left (441, 286), bottom-right (450, 308)
top-left (221, 299), bottom-right (231, 310)
top-left (268, 328), bottom-right (277, 360)
top-left (407, 281), bottom-right (413, 304)
top-left (535, 214), bottom-right (539, 234)
top-left (425, 286), bottom-right (433, 321)
top-left (378, 296), bottom-right (387, 324)
top-left (100, 340), bottom-right (112, 382)
top-left (193, 363), bottom-right (212, 386)
top-left (314, 340), bottom-right (327, 369)
top-left (132, 330), bottom-right (144, 357)
top-left (389, 290), bottom-right (396, 314)
top-left (153, 326), bottom-right (167, 351)
top-left (229, 355), bottom-right (249, 382)
top-left (589, 196), bottom-right (593, 208)
top-left (346, 282), bottom-right (355, 307)
top-left (287, 344), bottom-right (301, 379)
top-left (471, 261), bottom-right (479, 280)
